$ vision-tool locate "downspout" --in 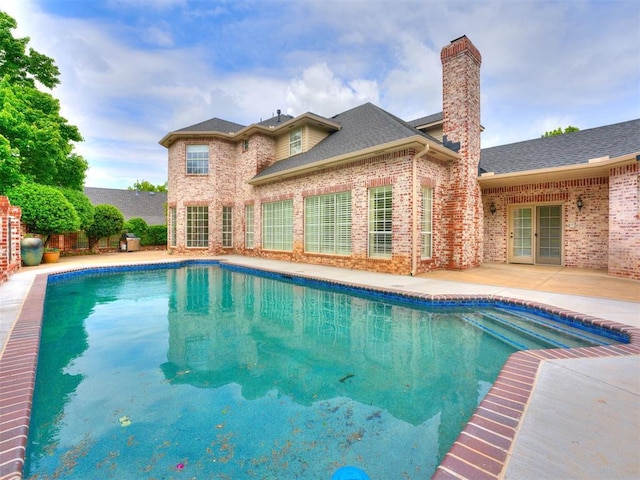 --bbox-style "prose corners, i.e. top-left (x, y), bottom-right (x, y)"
top-left (411, 145), bottom-right (430, 276)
